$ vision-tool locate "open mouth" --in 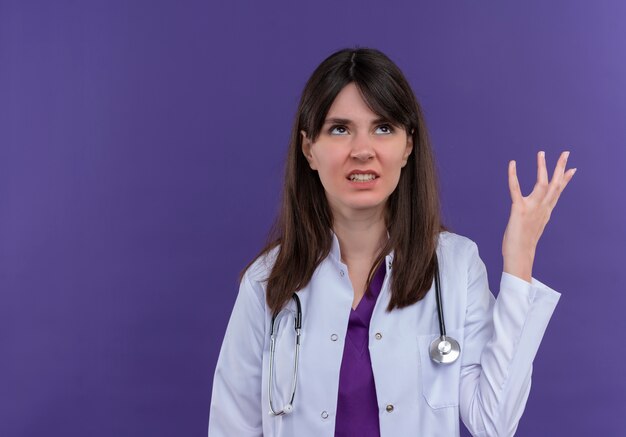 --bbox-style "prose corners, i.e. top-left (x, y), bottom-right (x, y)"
top-left (347, 174), bottom-right (378, 182)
